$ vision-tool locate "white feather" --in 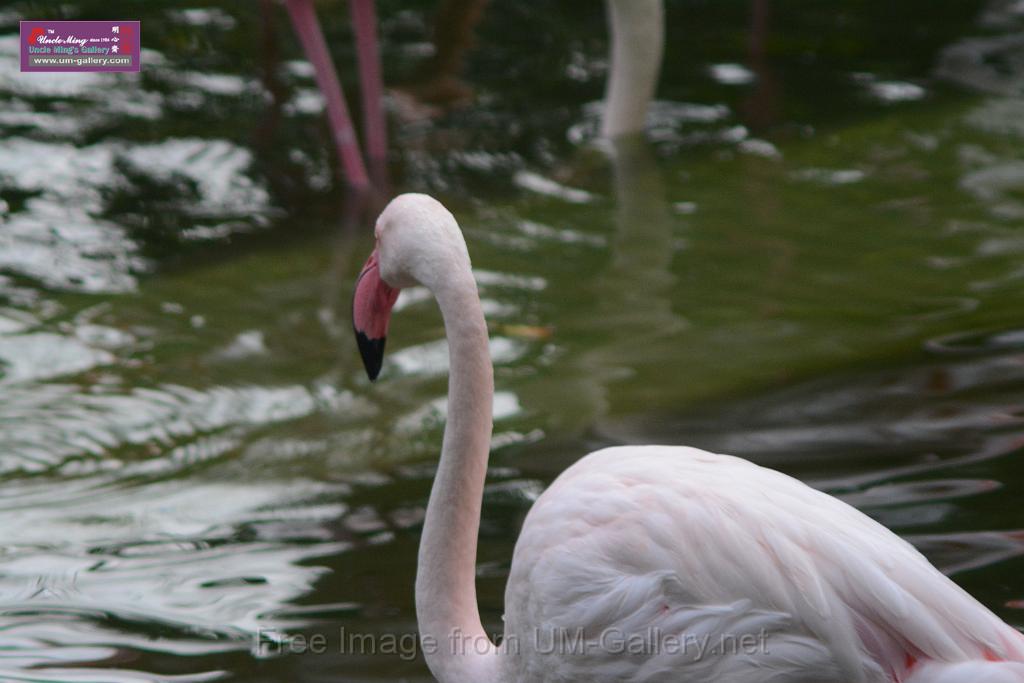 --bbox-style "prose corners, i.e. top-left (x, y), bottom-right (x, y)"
top-left (501, 446), bottom-right (1024, 682)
